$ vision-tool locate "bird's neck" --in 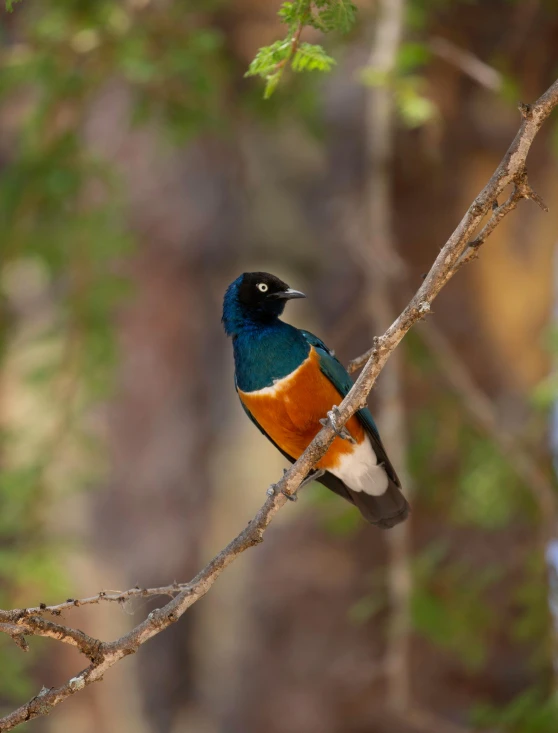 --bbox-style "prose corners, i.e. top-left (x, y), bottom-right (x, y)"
top-left (233, 319), bottom-right (310, 393)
